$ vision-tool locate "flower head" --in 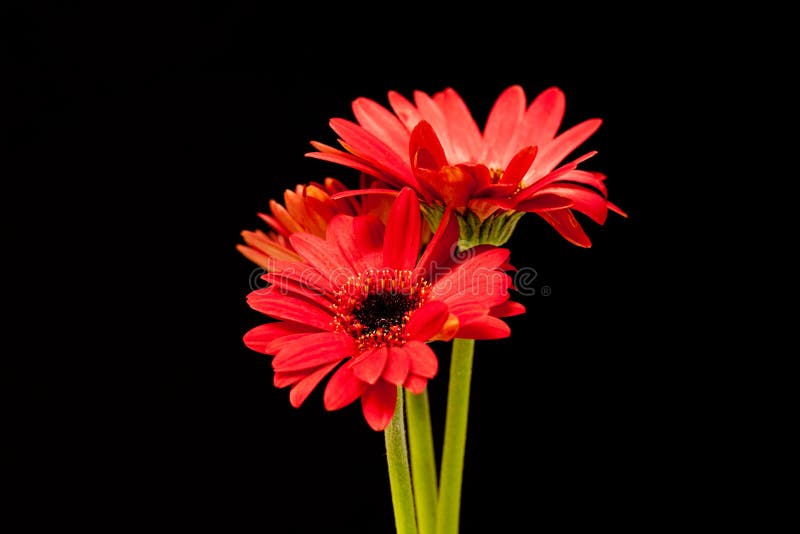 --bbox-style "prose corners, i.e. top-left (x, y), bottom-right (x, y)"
top-left (309, 85), bottom-right (626, 247)
top-left (237, 177), bottom-right (394, 268)
top-left (244, 188), bottom-right (523, 430)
